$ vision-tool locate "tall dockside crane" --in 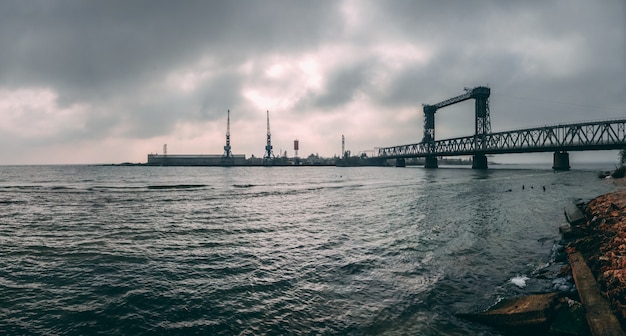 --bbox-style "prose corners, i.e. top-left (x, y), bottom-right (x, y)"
top-left (421, 86), bottom-right (491, 168)
top-left (263, 110), bottom-right (275, 164)
top-left (222, 110), bottom-right (233, 165)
